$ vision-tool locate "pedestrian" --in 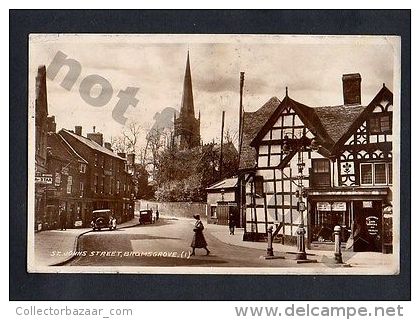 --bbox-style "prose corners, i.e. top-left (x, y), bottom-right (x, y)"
top-left (228, 212), bottom-right (236, 235)
top-left (190, 214), bottom-right (210, 256)
top-left (59, 208), bottom-right (67, 231)
top-left (155, 210), bottom-right (159, 221)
